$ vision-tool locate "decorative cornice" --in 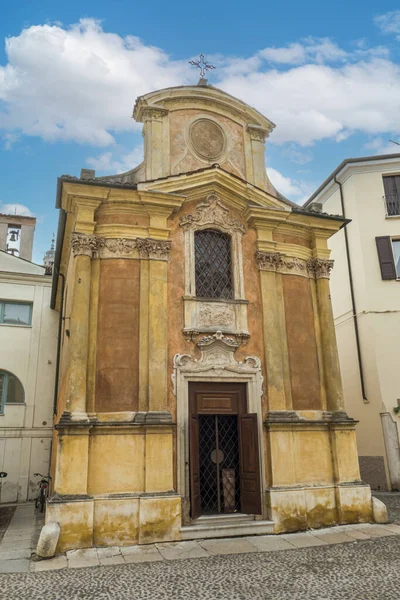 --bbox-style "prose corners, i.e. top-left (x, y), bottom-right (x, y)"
top-left (136, 237), bottom-right (172, 261)
top-left (71, 233), bottom-right (97, 257)
top-left (180, 192), bottom-right (246, 234)
top-left (70, 234), bottom-right (172, 261)
top-left (255, 251), bottom-right (334, 279)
